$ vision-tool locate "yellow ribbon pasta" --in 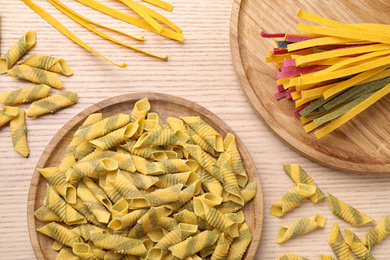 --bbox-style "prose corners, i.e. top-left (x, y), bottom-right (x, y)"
top-left (0, 84), bottom-right (51, 106)
top-left (0, 31), bottom-right (36, 74)
top-left (27, 91), bottom-right (78, 117)
top-left (361, 215), bottom-right (390, 249)
top-left (328, 193), bottom-right (374, 226)
top-left (10, 108), bottom-right (29, 157)
top-left (270, 183), bottom-right (316, 217)
top-left (328, 221), bottom-right (354, 260)
top-left (277, 215), bottom-right (327, 243)
top-left (283, 164), bottom-right (325, 203)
